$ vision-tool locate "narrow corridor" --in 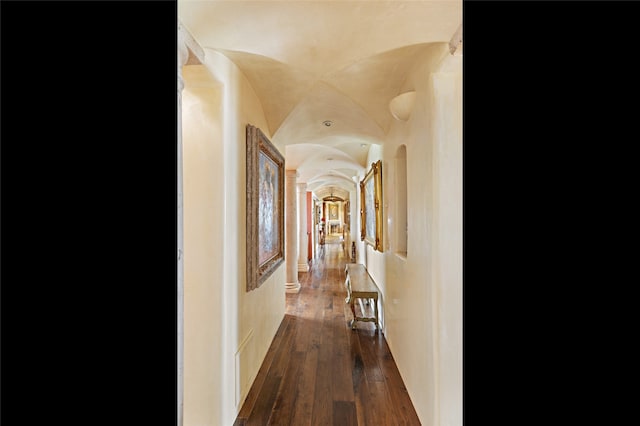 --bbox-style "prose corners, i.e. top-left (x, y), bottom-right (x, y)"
top-left (234, 238), bottom-right (421, 425)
